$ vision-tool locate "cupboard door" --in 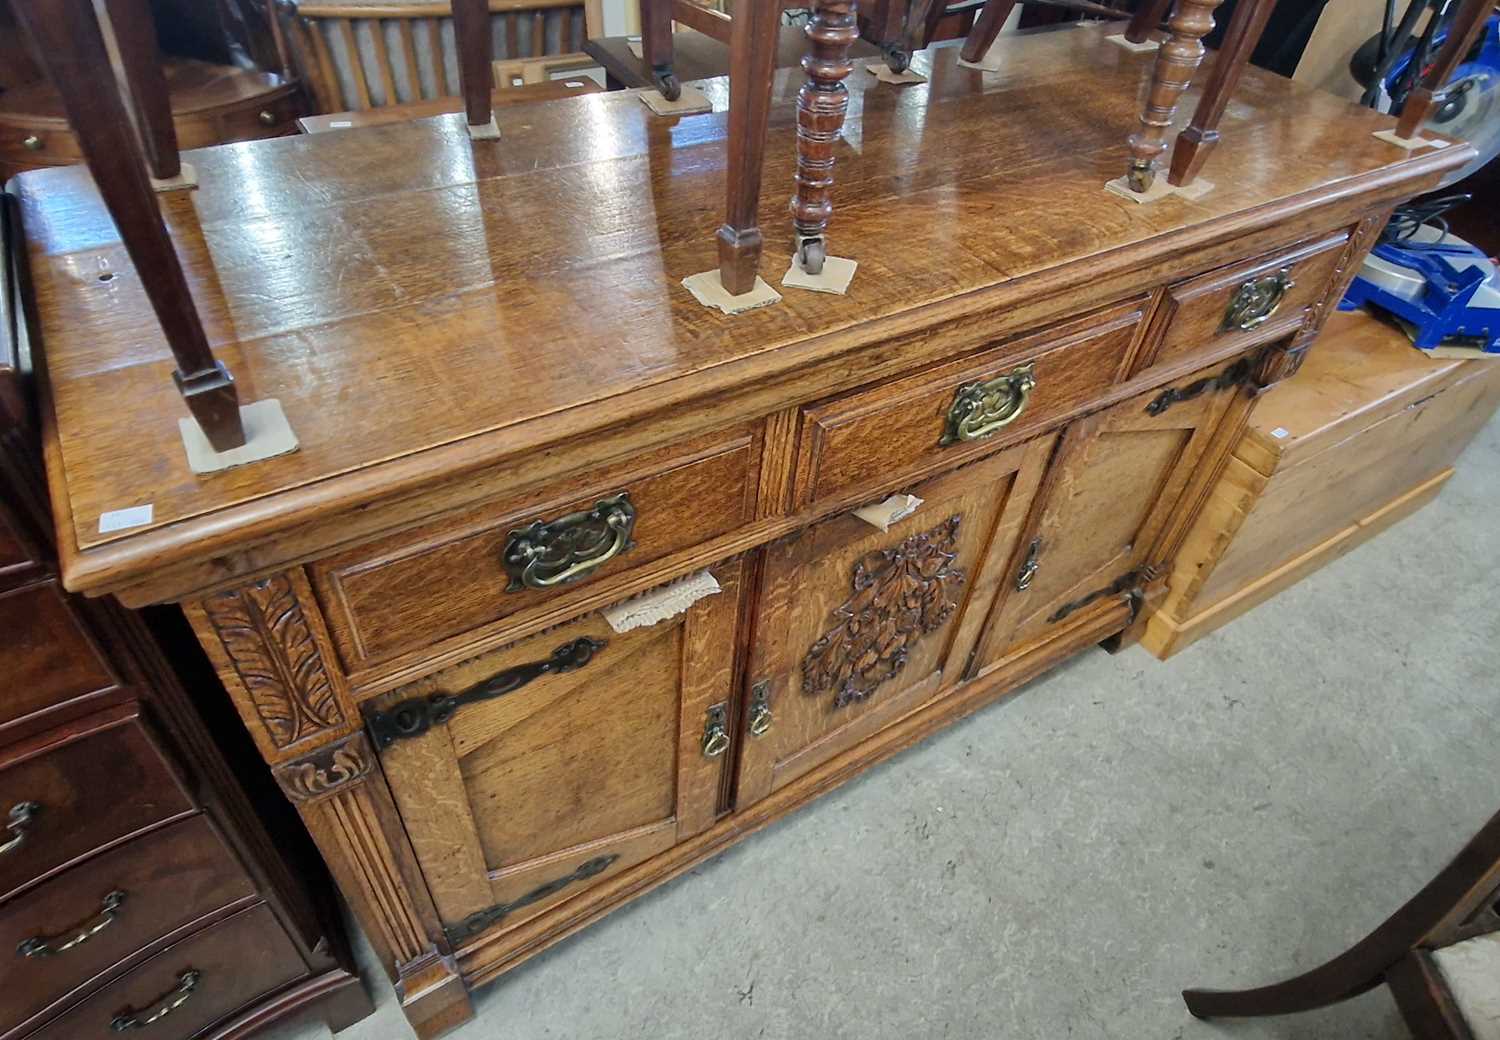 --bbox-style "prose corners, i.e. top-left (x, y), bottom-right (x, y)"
top-left (736, 438), bottom-right (1055, 808)
top-left (970, 357), bottom-right (1246, 674)
top-left (369, 558), bottom-right (745, 947)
